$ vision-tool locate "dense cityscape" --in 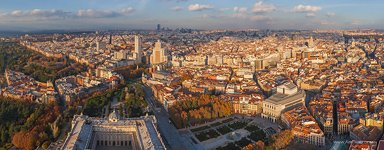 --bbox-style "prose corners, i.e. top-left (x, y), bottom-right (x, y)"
top-left (1, 28), bottom-right (384, 150)
top-left (1, 0), bottom-right (384, 150)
